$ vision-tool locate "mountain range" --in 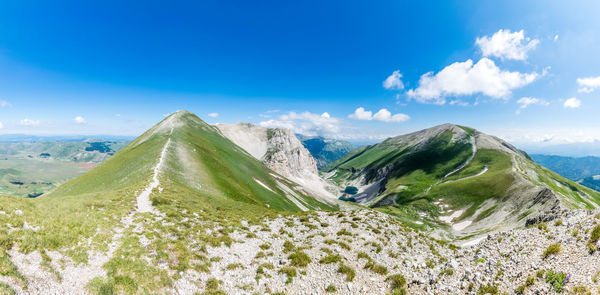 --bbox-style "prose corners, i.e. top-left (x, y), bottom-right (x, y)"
top-left (1, 111), bottom-right (599, 294)
top-left (295, 135), bottom-right (356, 170)
top-left (532, 154), bottom-right (600, 191)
